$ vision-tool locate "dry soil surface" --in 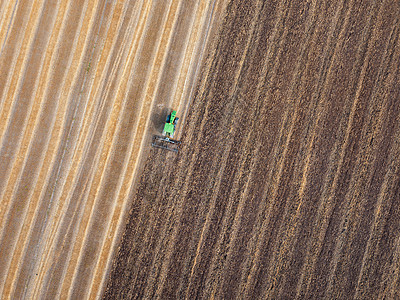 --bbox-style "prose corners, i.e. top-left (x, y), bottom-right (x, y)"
top-left (104, 0), bottom-right (400, 299)
top-left (0, 0), bottom-right (225, 298)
